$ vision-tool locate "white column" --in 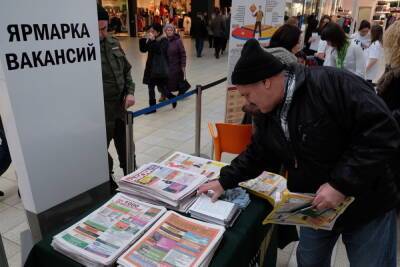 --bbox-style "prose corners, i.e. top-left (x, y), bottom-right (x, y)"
top-left (350, 0), bottom-right (358, 34)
